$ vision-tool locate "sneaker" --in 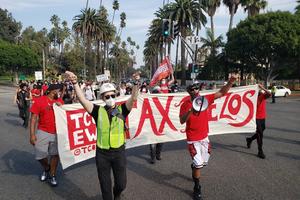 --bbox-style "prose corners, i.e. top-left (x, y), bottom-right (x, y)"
top-left (49, 175), bottom-right (58, 187)
top-left (156, 154), bottom-right (162, 160)
top-left (257, 151), bottom-right (266, 159)
top-left (193, 186), bottom-right (202, 200)
top-left (40, 170), bottom-right (49, 182)
top-left (246, 138), bottom-right (252, 149)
